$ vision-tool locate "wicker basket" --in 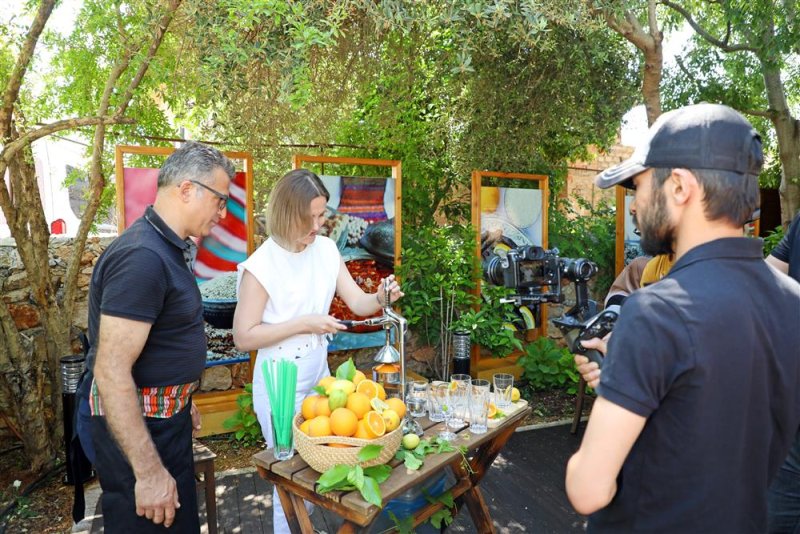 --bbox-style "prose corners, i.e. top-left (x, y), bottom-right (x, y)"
top-left (293, 413), bottom-right (402, 473)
